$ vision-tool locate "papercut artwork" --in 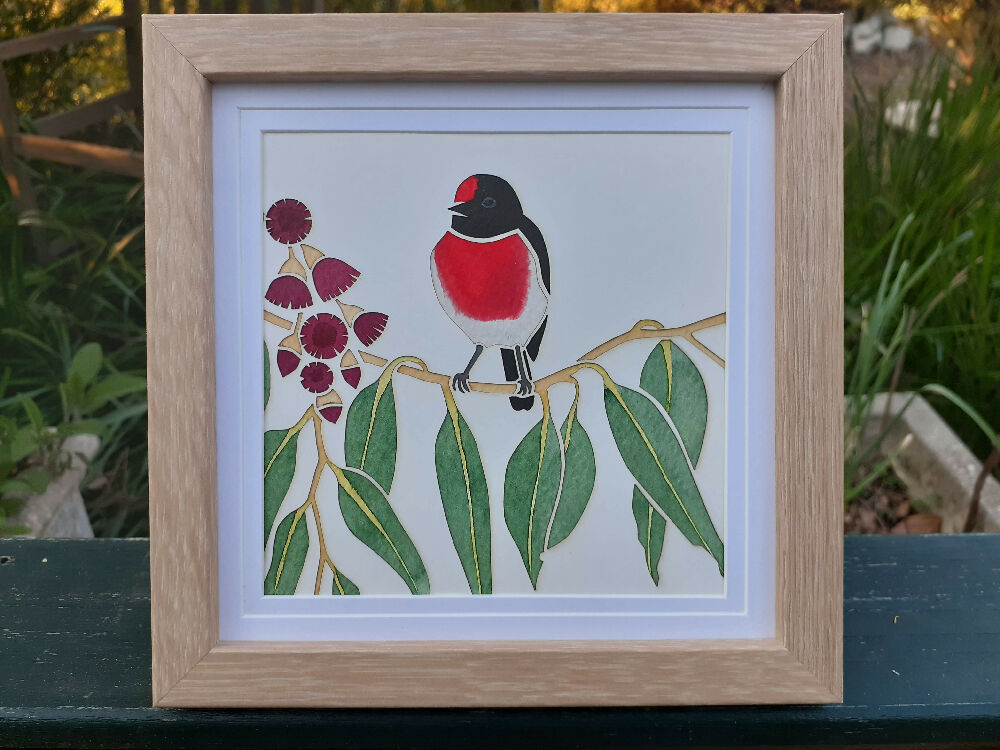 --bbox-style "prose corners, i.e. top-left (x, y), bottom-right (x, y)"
top-left (262, 179), bottom-right (726, 596)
